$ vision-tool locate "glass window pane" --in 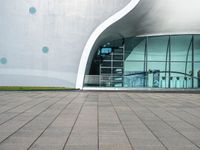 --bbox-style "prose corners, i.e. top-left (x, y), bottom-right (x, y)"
top-left (148, 36), bottom-right (168, 61)
top-left (126, 39), bottom-right (145, 61)
top-left (171, 35), bottom-right (192, 62)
